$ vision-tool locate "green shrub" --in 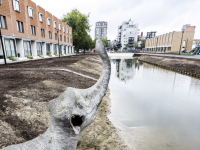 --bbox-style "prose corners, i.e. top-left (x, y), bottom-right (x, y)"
top-left (47, 51), bottom-right (51, 56)
top-left (8, 56), bottom-right (16, 61)
top-left (38, 54), bottom-right (44, 58)
top-left (27, 55), bottom-right (33, 59)
top-left (54, 53), bottom-right (58, 56)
